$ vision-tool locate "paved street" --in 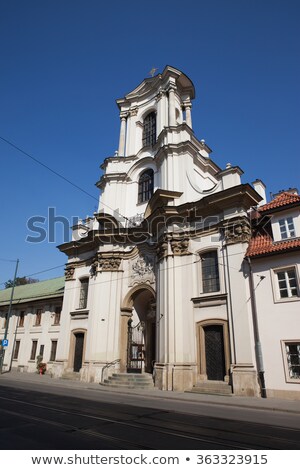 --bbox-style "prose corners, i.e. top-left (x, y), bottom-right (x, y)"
top-left (0, 372), bottom-right (300, 450)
